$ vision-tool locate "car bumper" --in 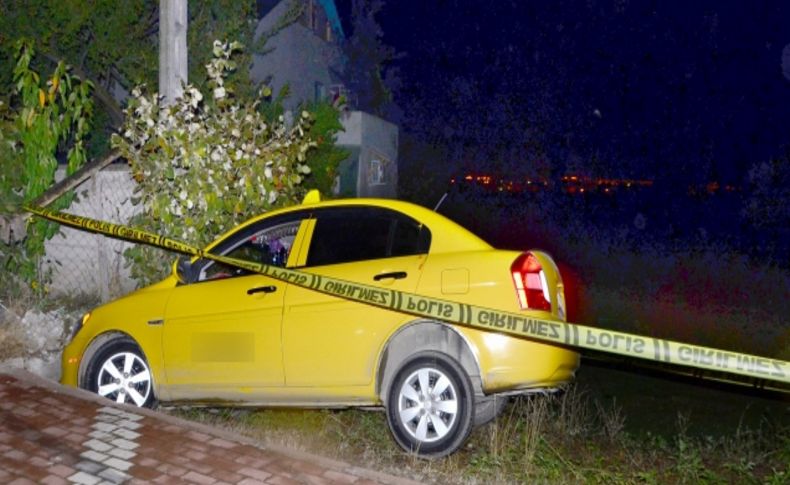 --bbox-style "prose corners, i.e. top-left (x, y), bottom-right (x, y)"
top-left (61, 341), bottom-right (80, 387)
top-left (462, 326), bottom-right (581, 394)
